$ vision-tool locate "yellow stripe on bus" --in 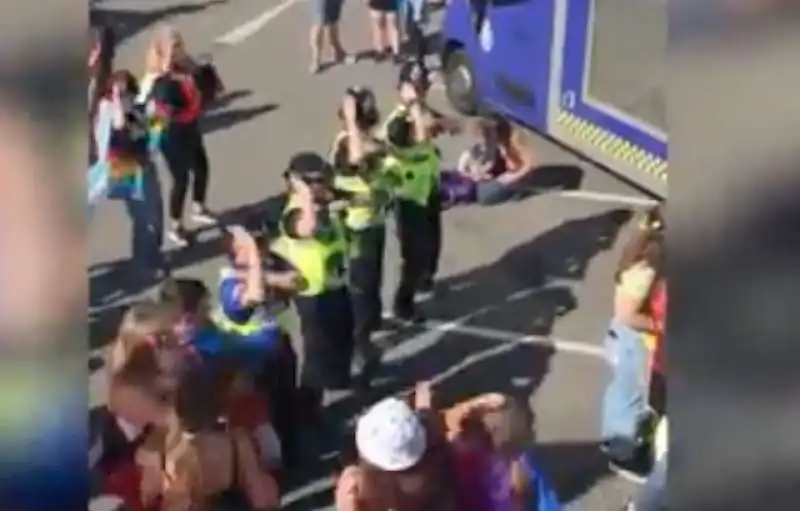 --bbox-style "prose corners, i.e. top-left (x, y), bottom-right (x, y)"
top-left (556, 111), bottom-right (668, 181)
